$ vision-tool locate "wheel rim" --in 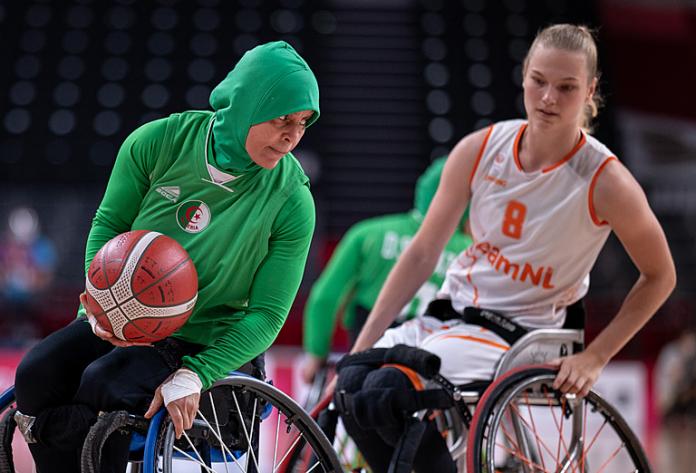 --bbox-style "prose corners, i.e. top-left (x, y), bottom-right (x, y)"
top-left (481, 374), bottom-right (647, 473)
